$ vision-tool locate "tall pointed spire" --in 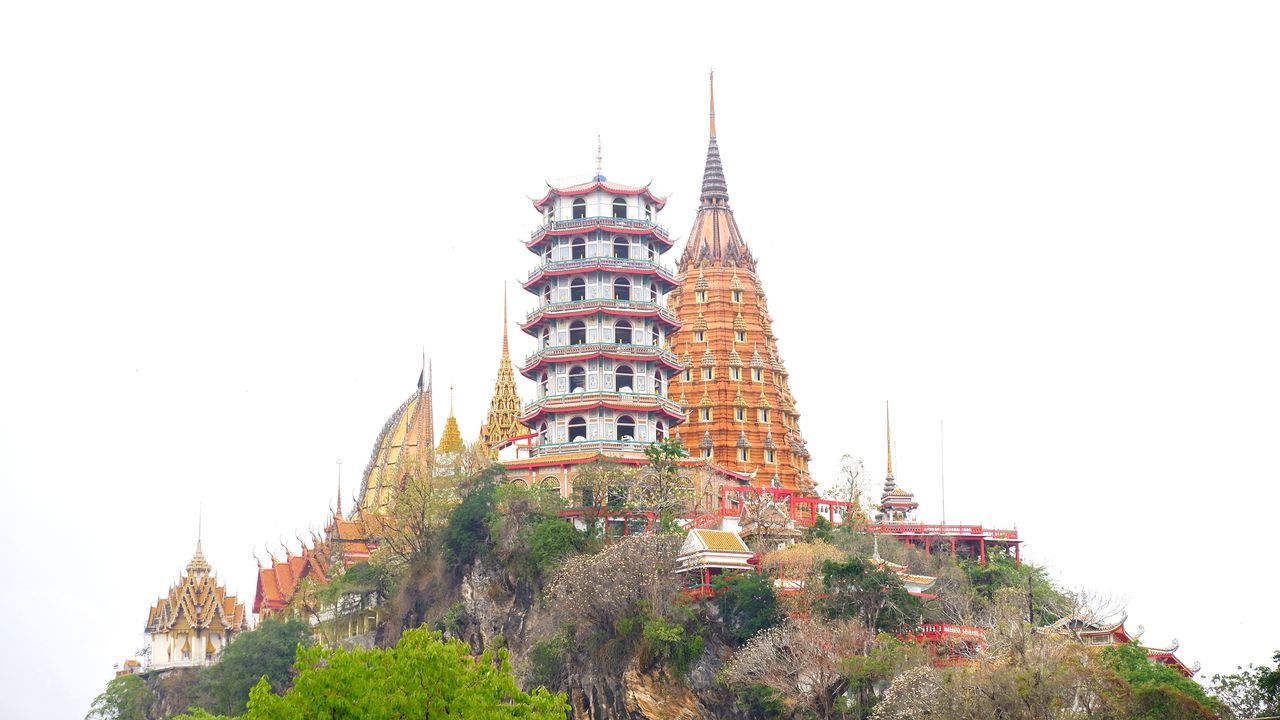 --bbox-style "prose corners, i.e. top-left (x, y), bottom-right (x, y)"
top-left (482, 285), bottom-right (527, 458)
top-left (885, 401), bottom-right (895, 481)
top-left (700, 71), bottom-right (730, 207)
top-left (502, 283), bottom-right (510, 356)
top-left (595, 135), bottom-right (605, 181)
top-left (709, 70), bottom-right (717, 138)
